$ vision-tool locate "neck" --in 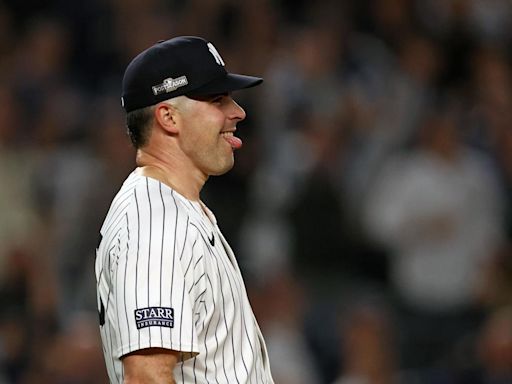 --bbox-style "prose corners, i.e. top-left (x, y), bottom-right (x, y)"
top-left (135, 146), bottom-right (207, 201)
